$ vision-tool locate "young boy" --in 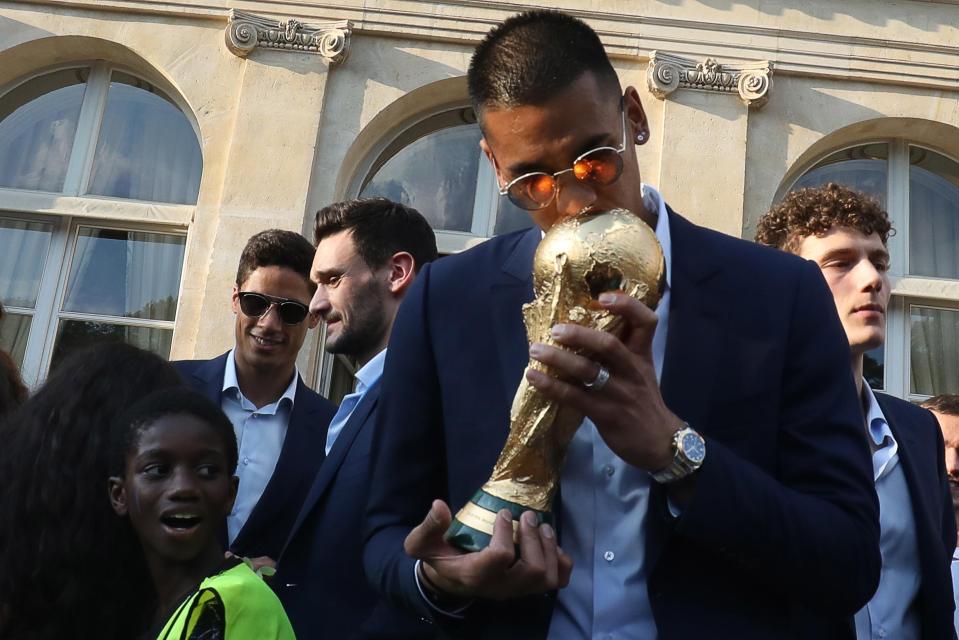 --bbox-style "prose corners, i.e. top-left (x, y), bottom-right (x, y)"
top-left (108, 387), bottom-right (296, 639)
